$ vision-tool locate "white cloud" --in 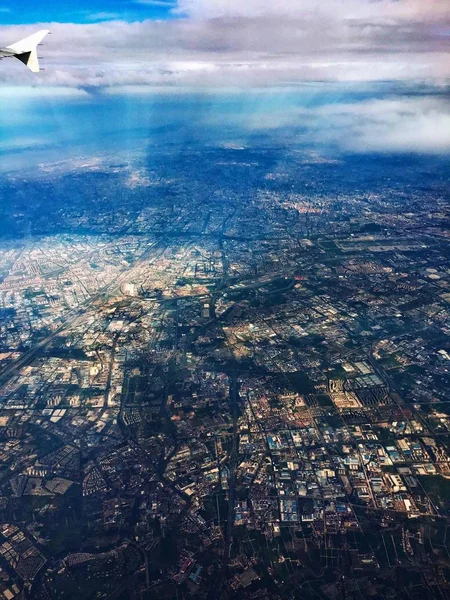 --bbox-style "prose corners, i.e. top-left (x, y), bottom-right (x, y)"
top-left (0, 0), bottom-right (448, 90)
top-left (134, 0), bottom-right (176, 6)
top-left (175, 0), bottom-right (449, 22)
top-left (218, 96), bottom-right (450, 154)
top-left (0, 85), bottom-right (90, 98)
top-left (85, 12), bottom-right (123, 22)
top-left (328, 97), bottom-right (450, 153)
